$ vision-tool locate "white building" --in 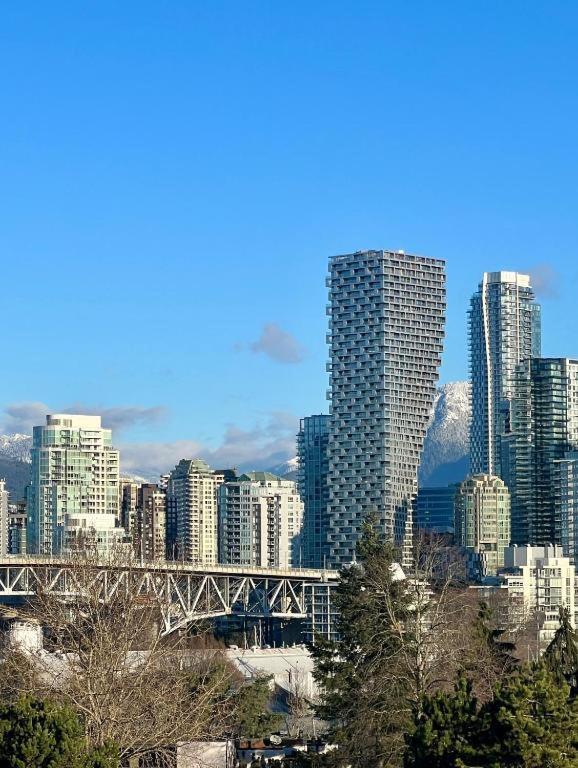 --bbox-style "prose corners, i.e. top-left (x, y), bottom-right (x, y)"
top-left (218, 472), bottom-right (303, 568)
top-left (499, 545), bottom-right (577, 645)
top-left (0, 480), bottom-right (8, 556)
top-left (62, 513), bottom-right (128, 557)
top-left (27, 414), bottom-right (121, 555)
top-left (166, 459), bottom-right (223, 564)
